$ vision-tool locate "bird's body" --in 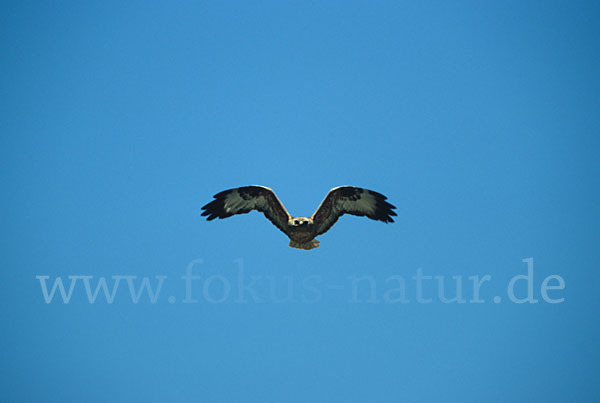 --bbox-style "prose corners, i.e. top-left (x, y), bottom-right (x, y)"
top-left (201, 185), bottom-right (396, 250)
top-left (286, 217), bottom-right (319, 249)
